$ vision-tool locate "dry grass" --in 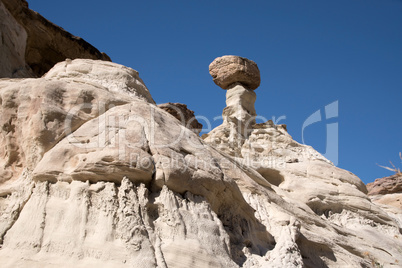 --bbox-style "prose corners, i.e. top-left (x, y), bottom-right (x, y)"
top-left (377, 152), bottom-right (402, 176)
top-left (363, 251), bottom-right (384, 267)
